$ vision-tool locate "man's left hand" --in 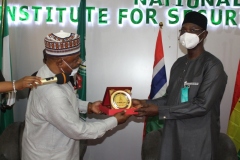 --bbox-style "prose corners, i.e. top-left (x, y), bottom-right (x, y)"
top-left (88, 101), bottom-right (102, 114)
